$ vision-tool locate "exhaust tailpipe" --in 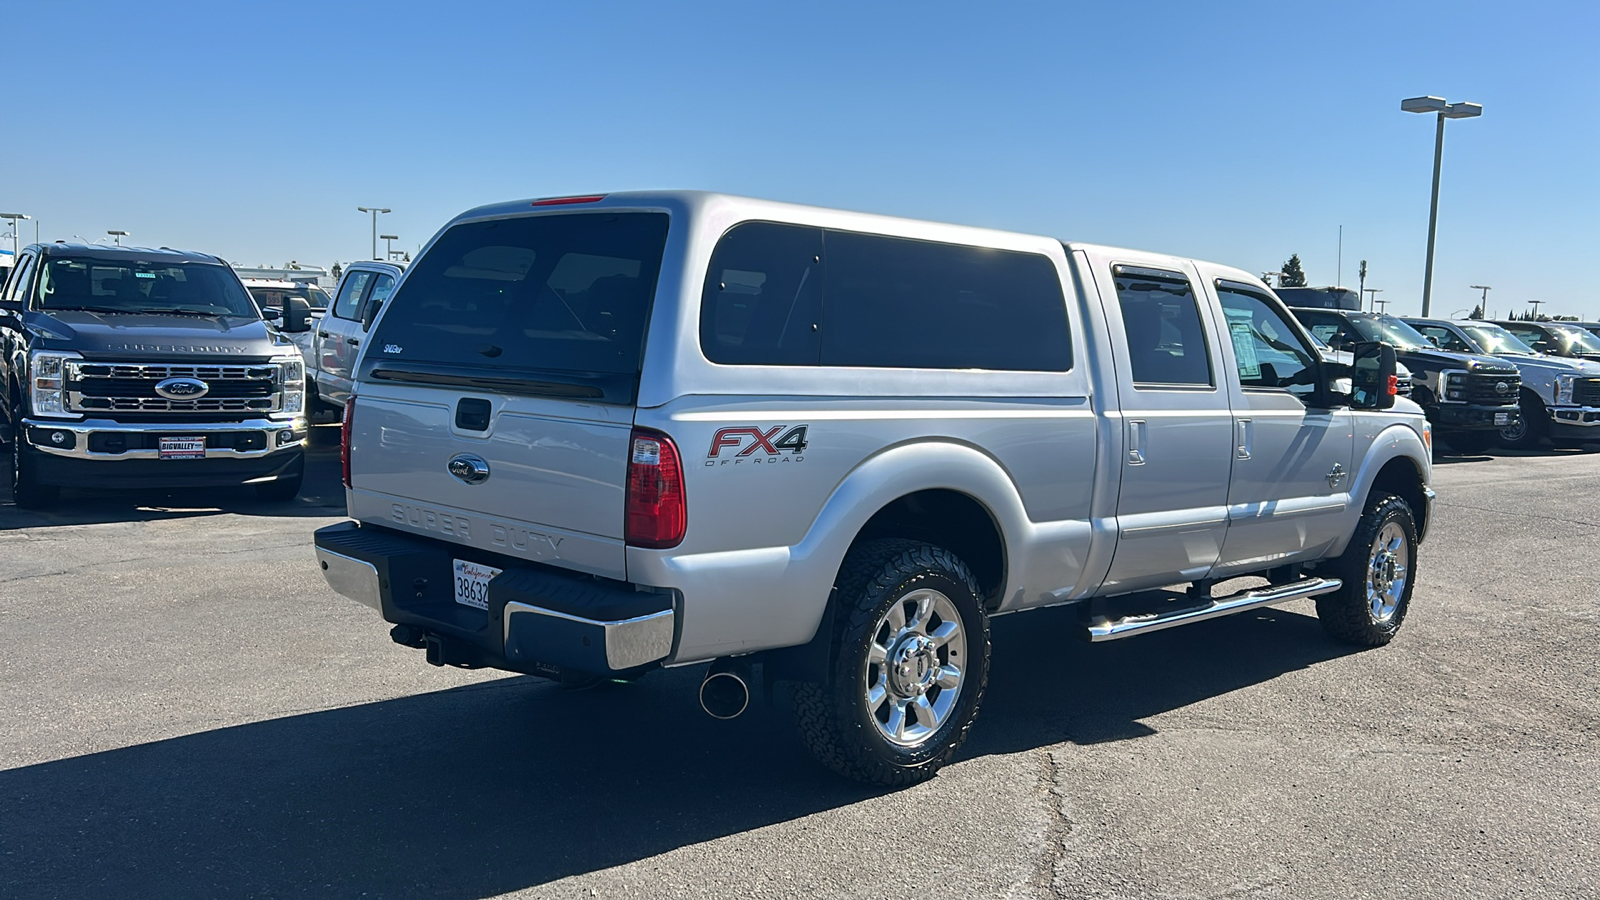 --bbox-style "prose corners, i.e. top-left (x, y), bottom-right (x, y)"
top-left (699, 658), bottom-right (752, 720)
